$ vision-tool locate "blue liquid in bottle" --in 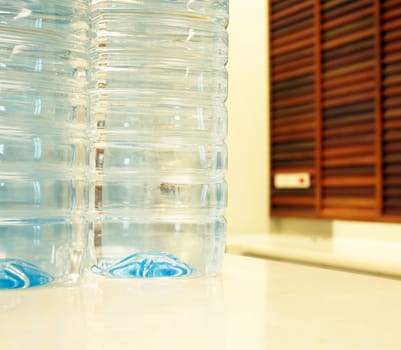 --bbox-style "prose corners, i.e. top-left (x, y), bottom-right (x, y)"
top-left (0, 259), bottom-right (54, 289)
